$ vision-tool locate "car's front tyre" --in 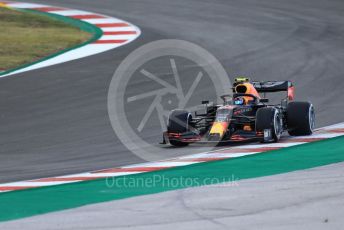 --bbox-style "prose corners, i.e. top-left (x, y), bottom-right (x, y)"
top-left (256, 107), bottom-right (283, 143)
top-left (167, 110), bottom-right (192, 147)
